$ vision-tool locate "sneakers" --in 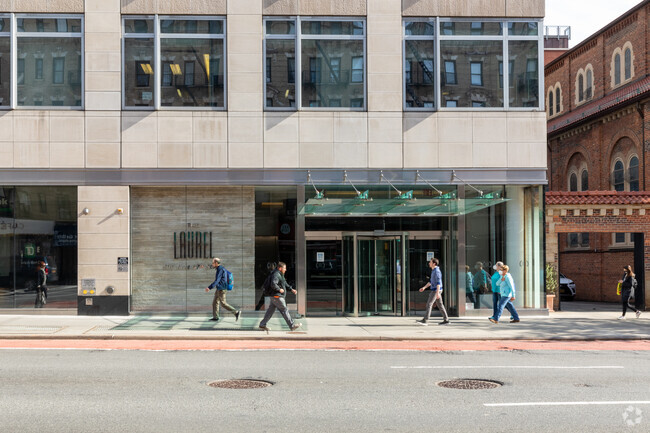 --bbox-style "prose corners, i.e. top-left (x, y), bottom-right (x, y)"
top-left (290, 323), bottom-right (302, 331)
top-left (416, 320), bottom-right (428, 326)
top-left (617, 315), bottom-right (626, 320)
top-left (235, 310), bottom-right (241, 322)
top-left (636, 311), bottom-right (642, 319)
top-left (510, 319), bottom-right (520, 323)
top-left (209, 317), bottom-right (219, 322)
top-left (438, 320), bottom-right (450, 325)
top-left (489, 318), bottom-right (498, 324)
